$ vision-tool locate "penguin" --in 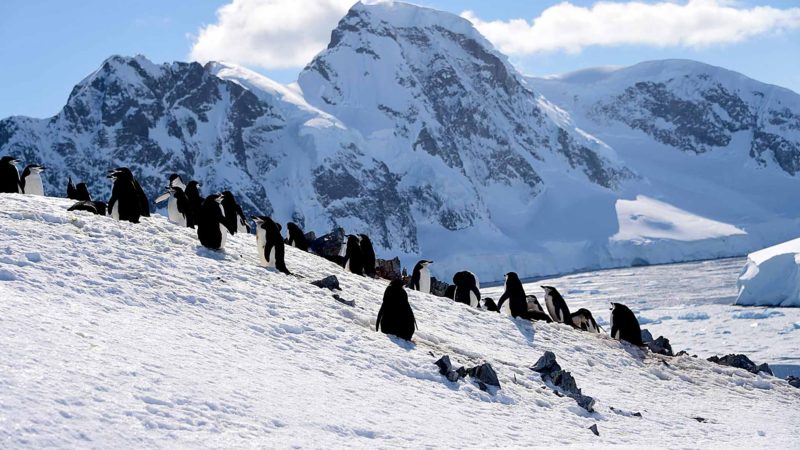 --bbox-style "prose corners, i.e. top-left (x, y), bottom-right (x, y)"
top-left (155, 186), bottom-right (190, 227)
top-left (184, 181), bottom-right (203, 228)
top-left (343, 235), bottom-right (364, 275)
top-left (253, 216), bottom-right (290, 275)
top-left (109, 167), bottom-right (149, 217)
top-left (359, 234), bottom-right (377, 277)
top-left (286, 222), bottom-right (309, 251)
top-left (66, 177), bottom-right (91, 201)
top-left (541, 286), bottom-right (572, 325)
top-left (19, 164), bottom-right (46, 195)
top-left (497, 272), bottom-right (552, 322)
top-left (0, 156), bottom-right (22, 193)
top-left (444, 284), bottom-right (456, 300)
top-left (408, 260), bottom-right (433, 294)
top-left (221, 190), bottom-right (249, 235)
top-left (196, 193), bottom-right (228, 250)
top-left (107, 169), bottom-right (142, 223)
top-left (68, 200), bottom-right (107, 216)
top-left (571, 309), bottom-right (601, 333)
top-left (526, 294), bottom-right (546, 314)
top-left (376, 279), bottom-right (416, 341)
top-left (483, 297), bottom-right (499, 312)
top-left (452, 271), bottom-right (480, 308)
top-left (610, 303), bottom-right (643, 346)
